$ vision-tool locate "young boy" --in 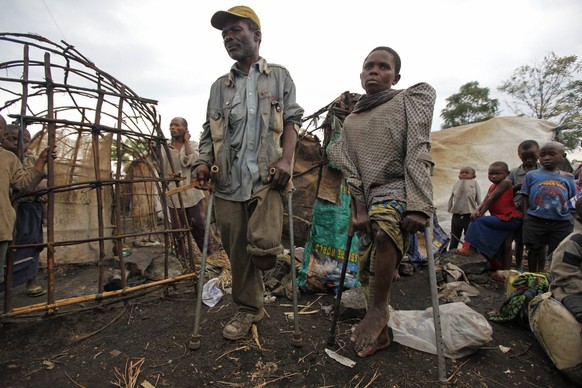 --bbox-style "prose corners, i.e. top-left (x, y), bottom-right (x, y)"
top-left (508, 140), bottom-right (540, 271)
top-left (447, 166), bottom-right (481, 250)
top-left (330, 47), bottom-right (435, 357)
top-left (0, 116), bottom-right (52, 285)
top-left (520, 141), bottom-right (577, 273)
top-left (550, 196), bottom-right (582, 323)
top-left (2, 124), bottom-right (46, 296)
